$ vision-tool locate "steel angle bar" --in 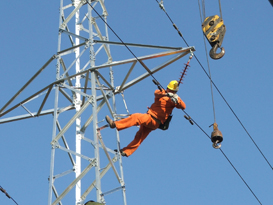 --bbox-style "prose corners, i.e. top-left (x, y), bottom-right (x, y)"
top-left (95, 75), bottom-right (114, 117)
top-left (0, 109), bottom-right (54, 124)
top-left (52, 185), bottom-right (63, 205)
top-left (57, 42), bottom-right (87, 55)
top-left (20, 104), bottom-right (34, 117)
top-left (95, 44), bottom-right (105, 57)
top-left (56, 145), bottom-right (94, 162)
top-left (57, 105), bottom-right (75, 114)
top-left (95, 71), bottom-right (114, 91)
top-left (60, 0), bottom-right (85, 29)
top-left (59, 46), bottom-right (88, 79)
top-left (118, 61), bottom-right (137, 92)
top-left (0, 83), bottom-right (54, 118)
top-left (101, 186), bottom-right (125, 197)
top-left (93, 40), bottom-right (182, 50)
top-left (59, 58), bottom-right (76, 99)
top-left (59, 88), bottom-right (74, 104)
top-left (59, 29), bottom-right (88, 42)
top-left (54, 48), bottom-right (180, 87)
top-left (80, 98), bottom-right (106, 133)
top-left (61, 83), bottom-right (91, 99)
top-left (52, 160), bottom-right (96, 205)
top-left (82, 136), bottom-right (116, 155)
top-left (83, 46), bottom-right (195, 73)
top-left (61, 16), bottom-right (74, 46)
top-left (91, 20), bottom-right (111, 59)
top-left (51, 98), bottom-right (93, 145)
top-left (97, 132), bottom-right (121, 183)
top-left (56, 120), bottom-right (76, 166)
top-left (82, 70), bottom-right (90, 105)
top-left (81, 156), bottom-right (118, 201)
top-left (138, 46), bottom-right (195, 61)
top-left (37, 84), bottom-right (53, 116)
top-left (71, 47), bottom-right (193, 78)
top-left (0, 106), bottom-right (74, 124)
top-left (118, 51), bottom-right (190, 92)
top-left (53, 169), bottom-right (74, 180)
top-left (0, 55), bottom-right (55, 114)
top-left (62, 3), bottom-right (73, 10)
top-left (98, 0), bottom-right (108, 16)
